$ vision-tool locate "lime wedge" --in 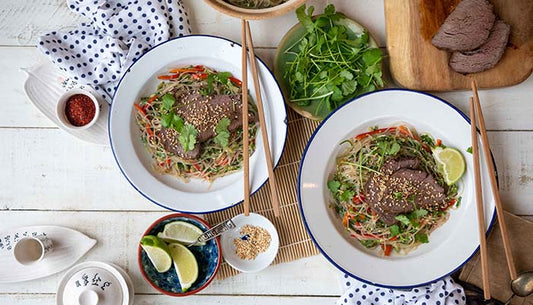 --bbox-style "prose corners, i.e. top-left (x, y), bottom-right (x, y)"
top-left (157, 221), bottom-right (204, 245)
top-left (433, 147), bottom-right (466, 185)
top-left (168, 243), bottom-right (199, 292)
top-left (140, 235), bottom-right (172, 273)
